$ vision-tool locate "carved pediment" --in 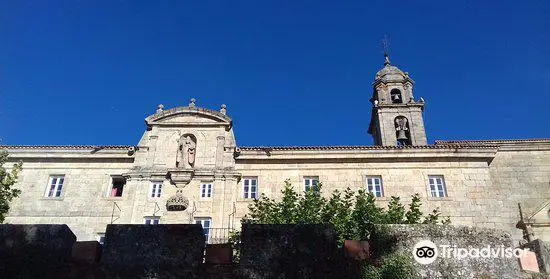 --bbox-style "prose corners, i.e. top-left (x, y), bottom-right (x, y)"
top-left (145, 106), bottom-right (232, 130)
